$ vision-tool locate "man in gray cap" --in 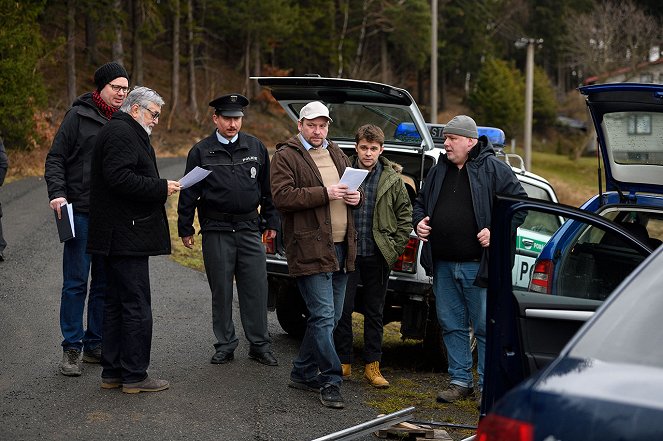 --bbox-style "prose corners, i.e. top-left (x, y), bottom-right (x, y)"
top-left (178, 93), bottom-right (279, 367)
top-left (270, 101), bottom-right (361, 409)
top-left (412, 115), bottom-right (526, 405)
top-left (45, 61), bottom-right (129, 377)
